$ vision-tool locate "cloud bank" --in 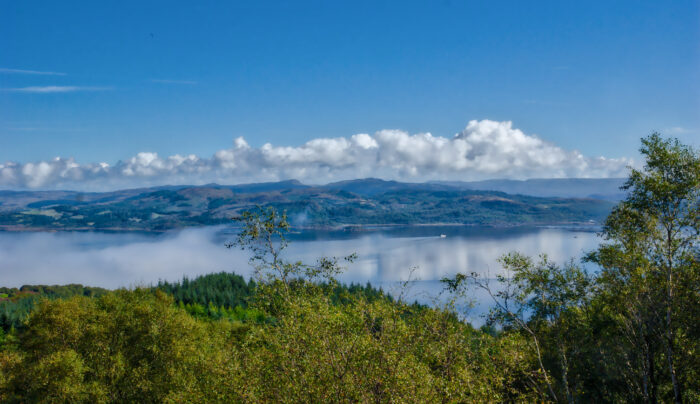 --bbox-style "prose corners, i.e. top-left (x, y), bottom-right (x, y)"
top-left (0, 120), bottom-right (632, 190)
